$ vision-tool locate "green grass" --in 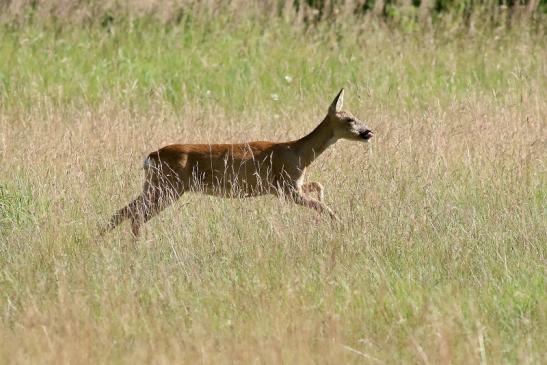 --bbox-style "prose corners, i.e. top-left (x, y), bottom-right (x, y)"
top-left (0, 12), bottom-right (545, 364)
top-left (1, 17), bottom-right (543, 111)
